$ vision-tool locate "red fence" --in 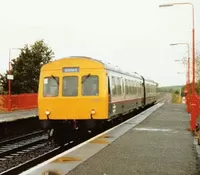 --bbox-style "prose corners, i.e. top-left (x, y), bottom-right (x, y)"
top-left (0, 93), bottom-right (38, 112)
top-left (185, 93), bottom-right (200, 131)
